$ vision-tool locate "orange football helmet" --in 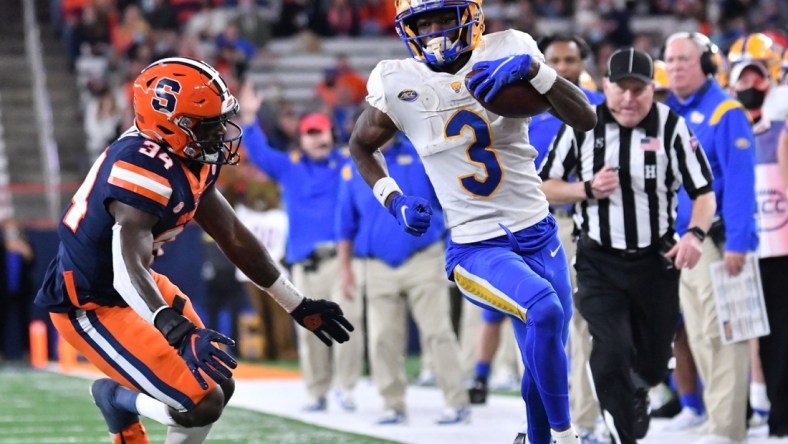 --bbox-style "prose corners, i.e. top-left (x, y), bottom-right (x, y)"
top-left (394, 0), bottom-right (484, 66)
top-left (653, 60), bottom-right (669, 92)
top-left (727, 33), bottom-right (780, 82)
top-left (133, 57), bottom-right (242, 165)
